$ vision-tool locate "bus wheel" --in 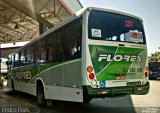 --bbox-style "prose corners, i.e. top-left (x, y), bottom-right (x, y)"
top-left (52, 100), bottom-right (59, 106)
top-left (84, 97), bottom-right (91, 103)
top-left (37, 83), bottom-right (46, 107)
top-left (83, 87), bottom-right (92, 103)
